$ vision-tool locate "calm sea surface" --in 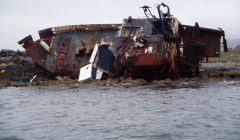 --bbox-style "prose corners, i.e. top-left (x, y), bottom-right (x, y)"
top-left (0, 81), bottom-right (240, 140)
